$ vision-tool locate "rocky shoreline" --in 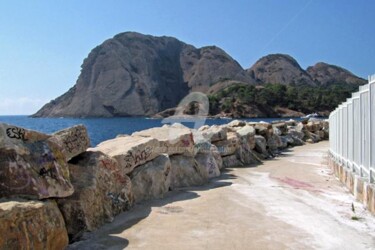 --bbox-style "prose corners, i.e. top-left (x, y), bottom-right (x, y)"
top-left (0, 119), bottom-right (328, 249)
